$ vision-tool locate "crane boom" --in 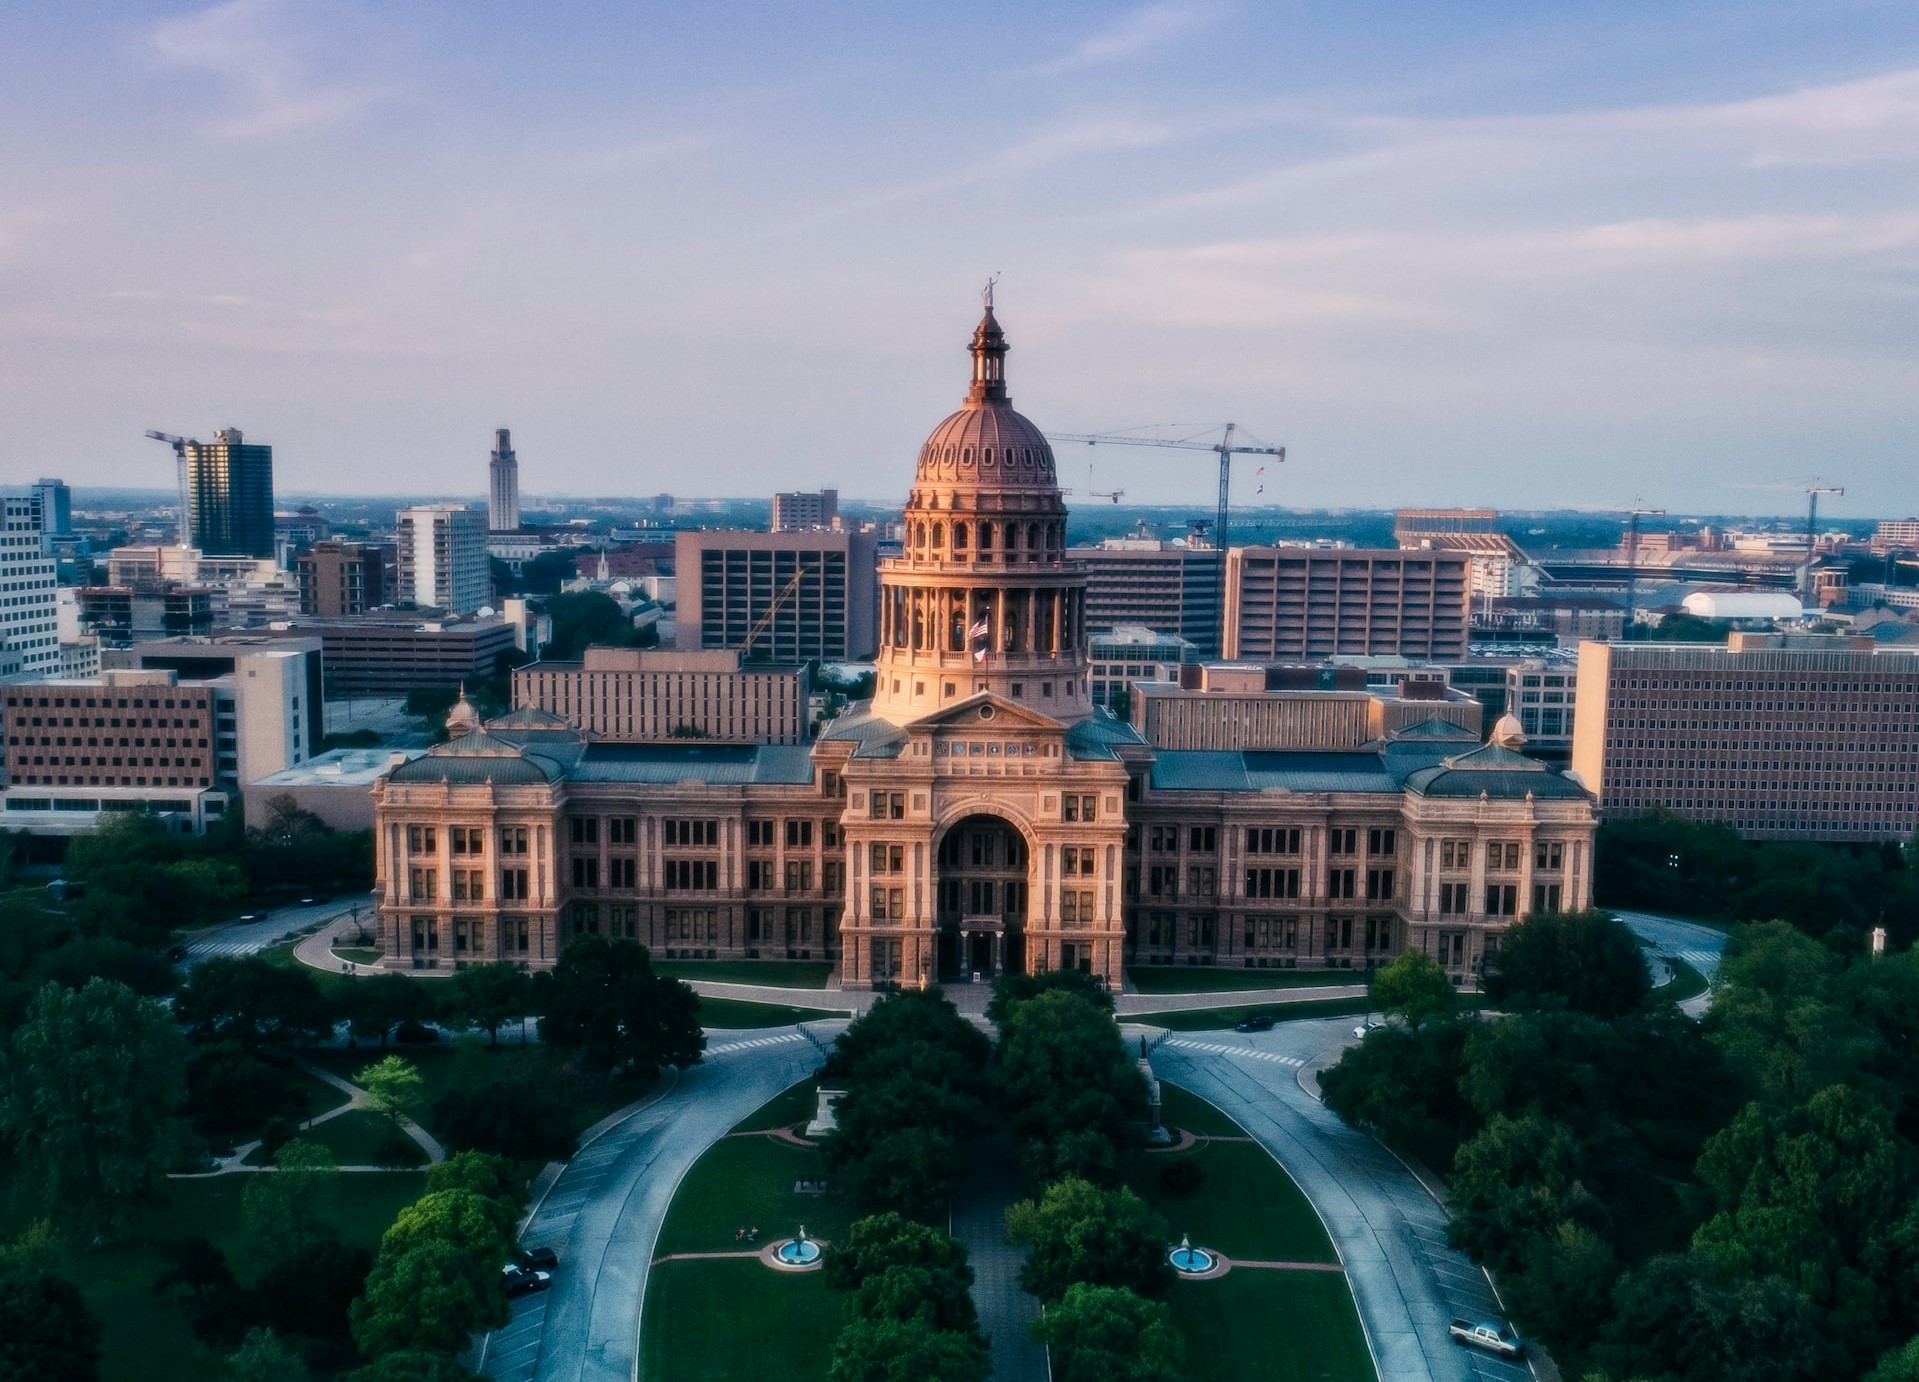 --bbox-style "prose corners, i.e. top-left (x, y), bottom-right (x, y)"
top-left (1046, 425), bottom-right (1284, 653)
top-left (144, 429), bottom-right (199, 549)
top-left (1803, 483), bottom-right (1843, 596)
top-left (1621, 501), bottom-right (1666, 637)
top-left (738, 568), bottom-right (807, 658)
